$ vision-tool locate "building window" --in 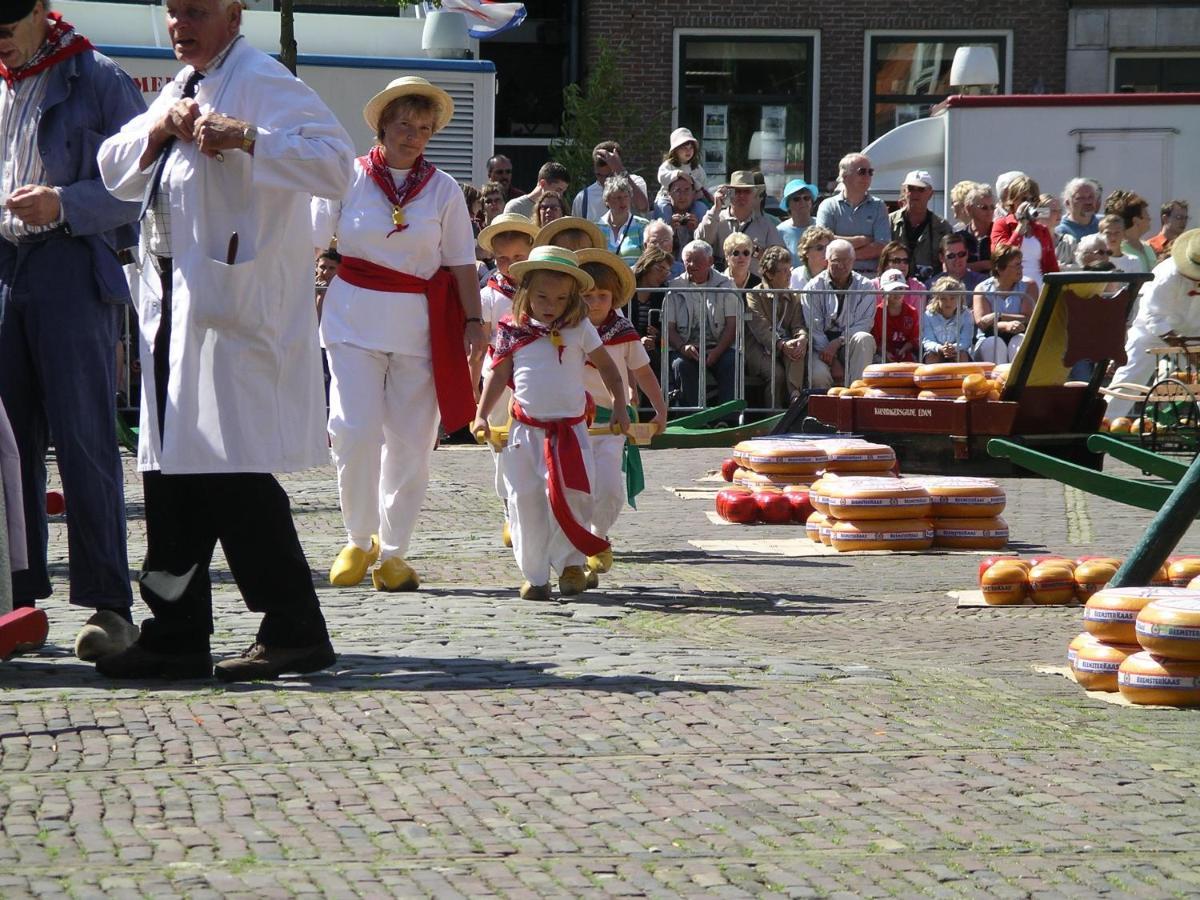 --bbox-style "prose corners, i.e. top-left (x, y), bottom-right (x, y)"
top-left (1114, 56), bottom-right (1200, 93)
top-left (867, 34), bottom-right (1008, 142)
top-left (676, 33), bottom-right (816, 206)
